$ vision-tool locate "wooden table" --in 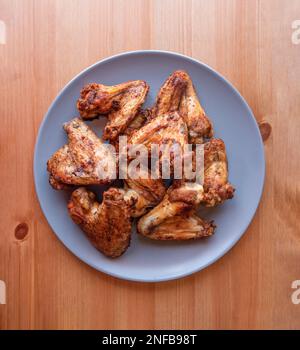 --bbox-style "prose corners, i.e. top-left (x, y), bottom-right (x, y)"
top-left (0, 0), bottom-right (299, 330)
